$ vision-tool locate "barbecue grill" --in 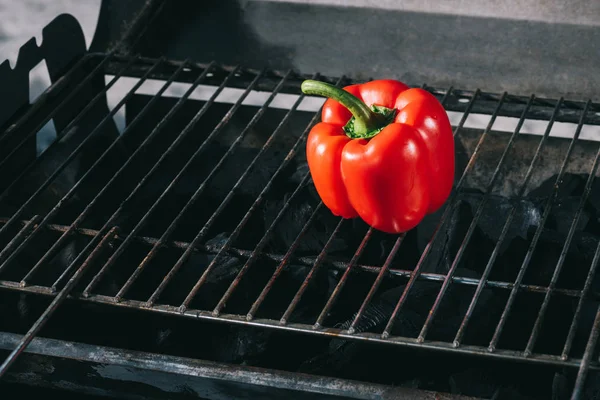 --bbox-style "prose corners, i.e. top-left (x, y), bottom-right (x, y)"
top-left (1, 1), bottom-right (600, 399)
